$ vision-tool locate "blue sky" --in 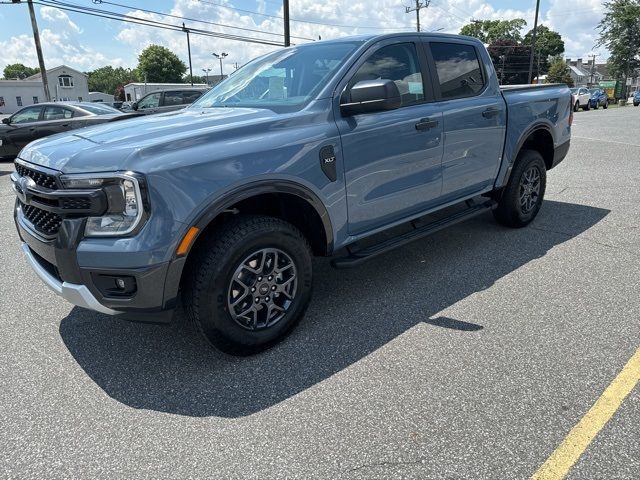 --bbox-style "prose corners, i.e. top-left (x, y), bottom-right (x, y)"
top-left (0, 0), bottom-right (605, 74)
